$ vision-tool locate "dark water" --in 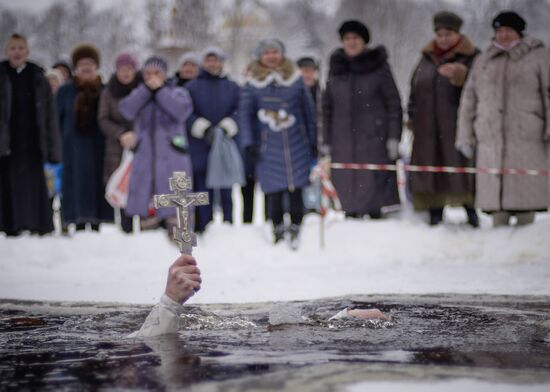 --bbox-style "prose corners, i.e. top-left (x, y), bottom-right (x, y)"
top-left (1, 294), bottom-right (550, 391)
